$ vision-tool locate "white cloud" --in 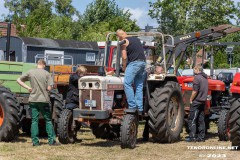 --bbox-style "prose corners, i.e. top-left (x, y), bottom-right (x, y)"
top-left (124, 7), bottom-right (158, 29)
